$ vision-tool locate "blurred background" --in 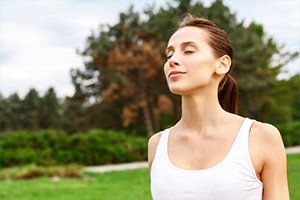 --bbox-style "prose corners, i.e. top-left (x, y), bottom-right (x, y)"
top-left (0, 0), bottom-right (299, 199)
